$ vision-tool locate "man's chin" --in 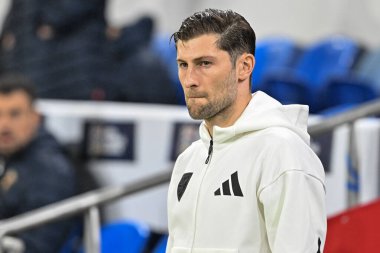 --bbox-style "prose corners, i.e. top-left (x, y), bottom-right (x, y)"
top-left (189, 114), bottom-right (203, 120)
top-left (188, 108), bottom-right (212, 120)
top-left (188, 109), bottom-right (203, 120)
